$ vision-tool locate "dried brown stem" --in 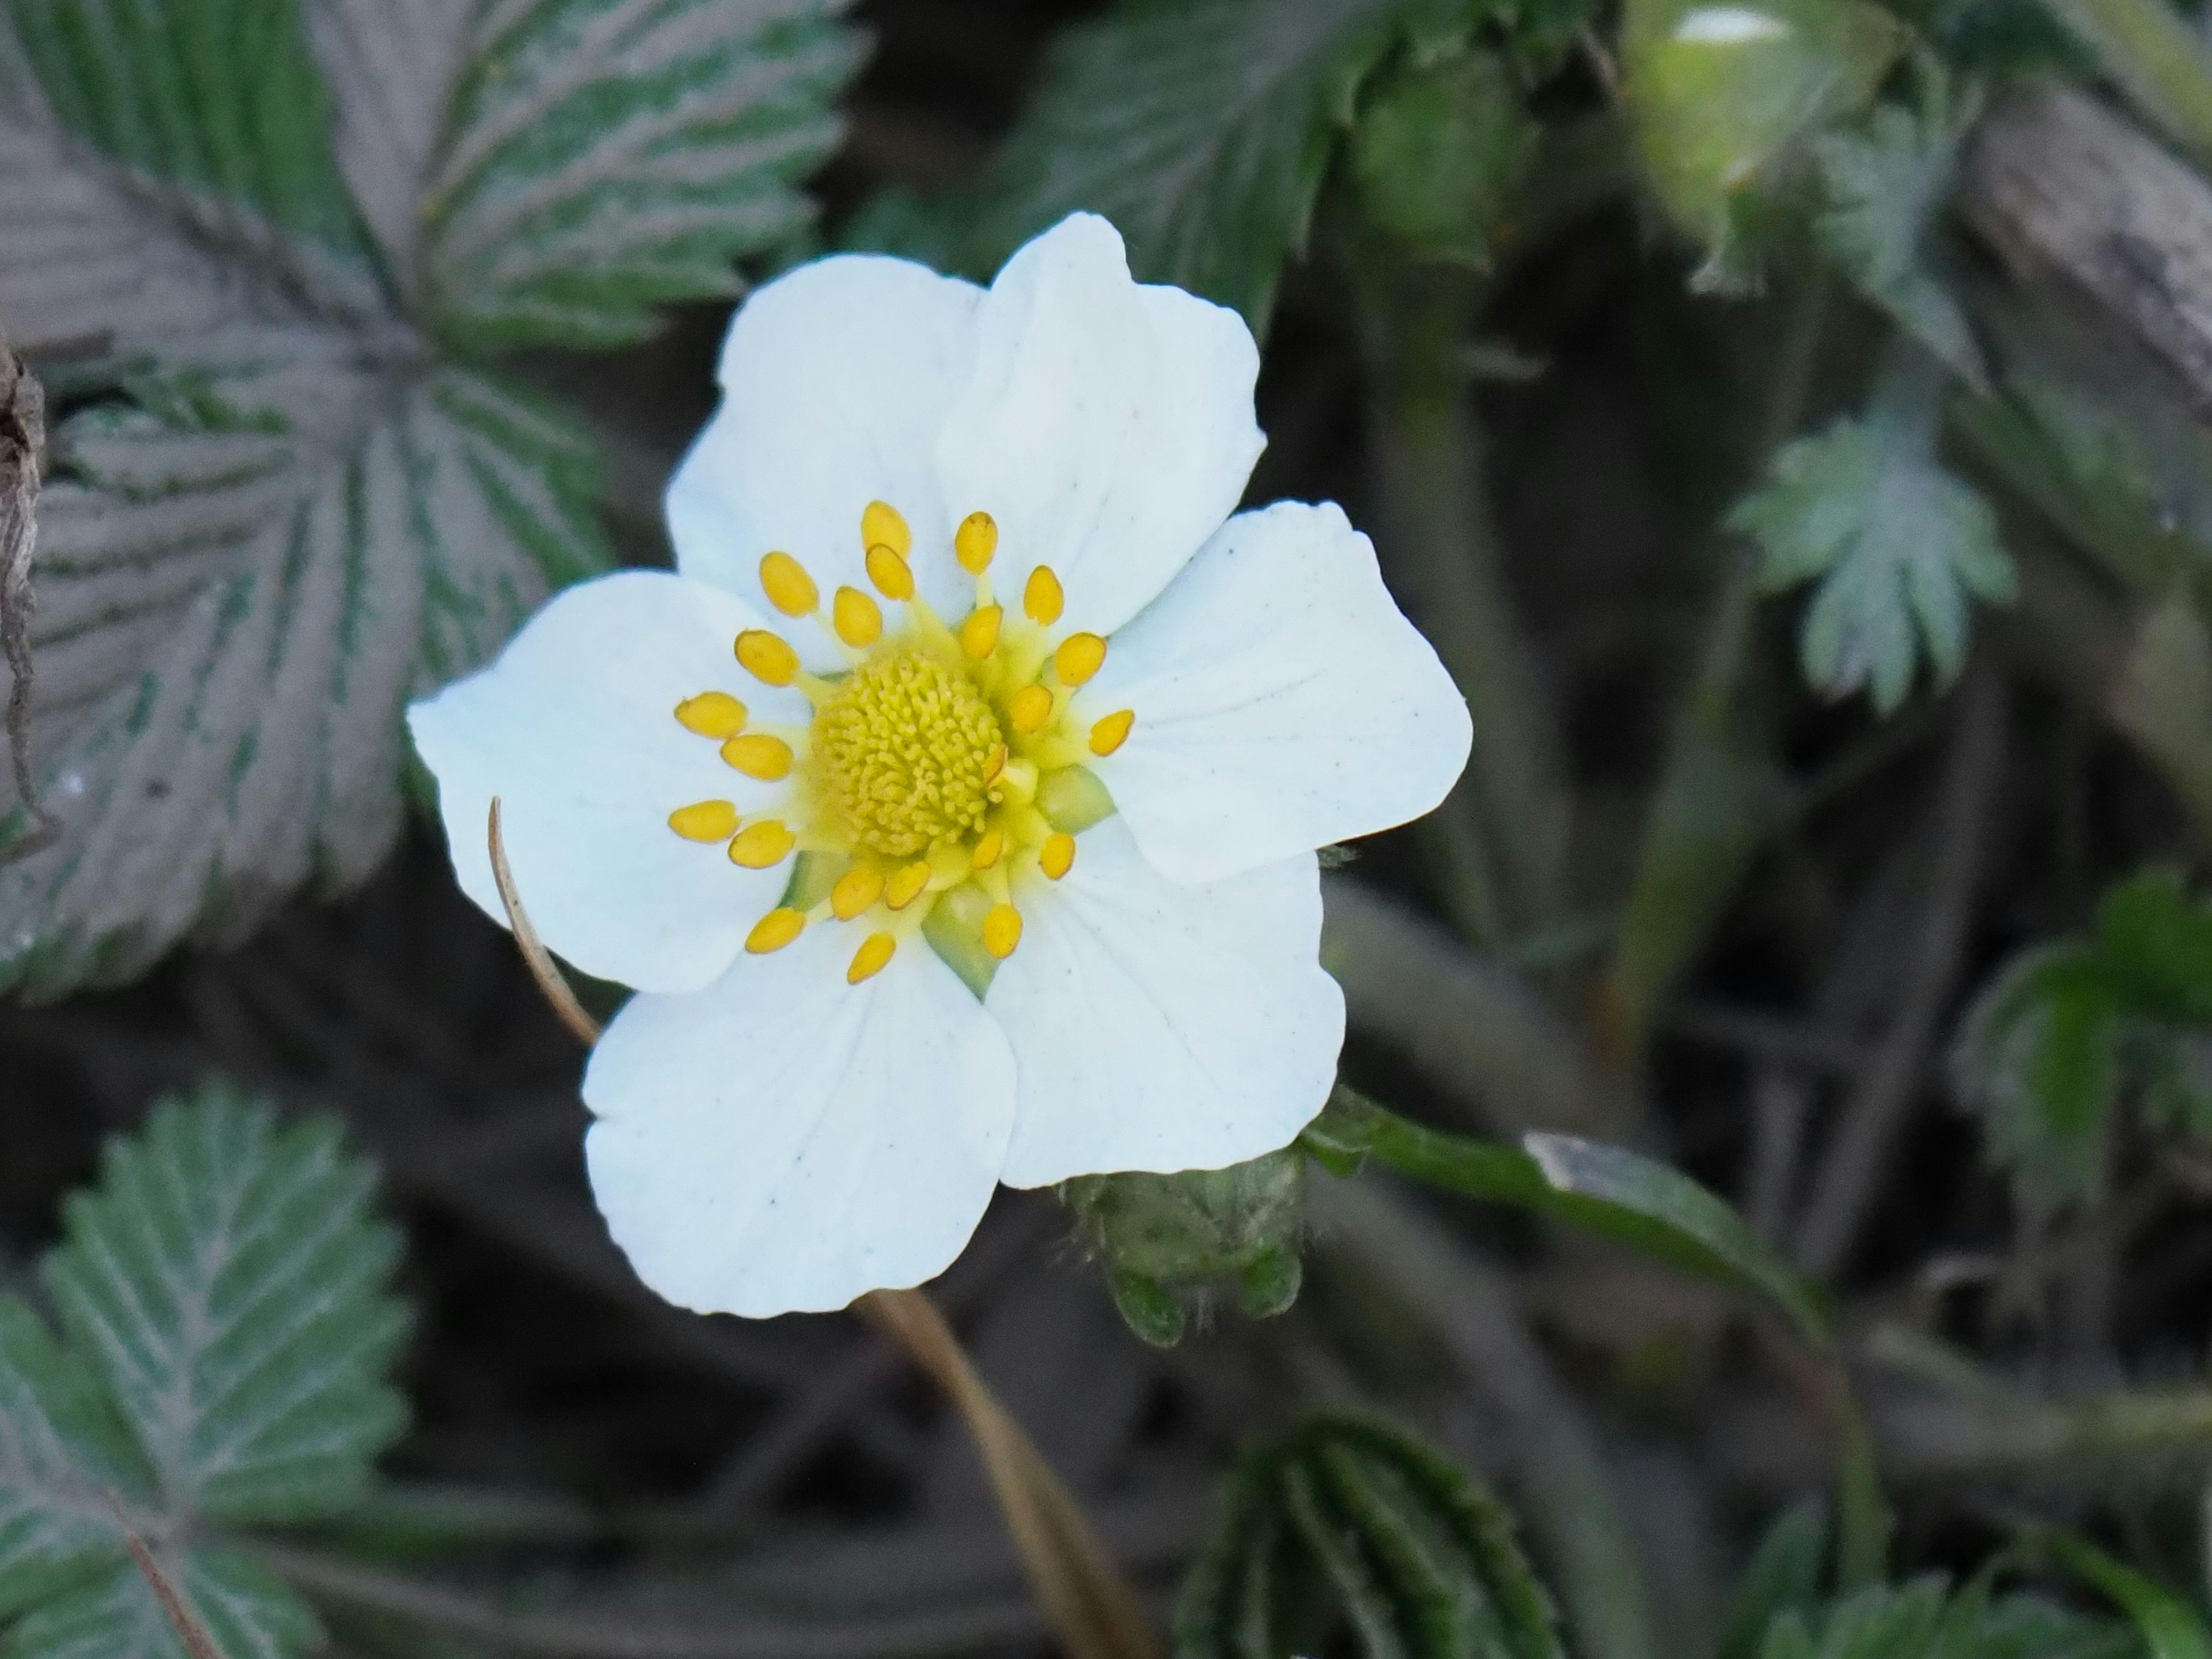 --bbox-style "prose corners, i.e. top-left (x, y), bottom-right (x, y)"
top-left (483, 801), bottom-right (1158, 1659)
top-left (0, 335), bottom-right (56, 863)
top-left (113, 1506), bottom-right (228, 1659)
